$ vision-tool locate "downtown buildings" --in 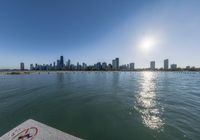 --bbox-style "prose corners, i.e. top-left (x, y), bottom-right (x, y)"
top-left (26, 55), bottom-right (198, 71)
top-left (29, 56), bottom-right (136, 71)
